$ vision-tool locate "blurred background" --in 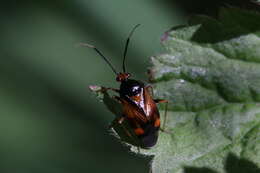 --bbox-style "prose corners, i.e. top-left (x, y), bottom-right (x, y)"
top-left (0, 0), bottom-right (259, 173)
